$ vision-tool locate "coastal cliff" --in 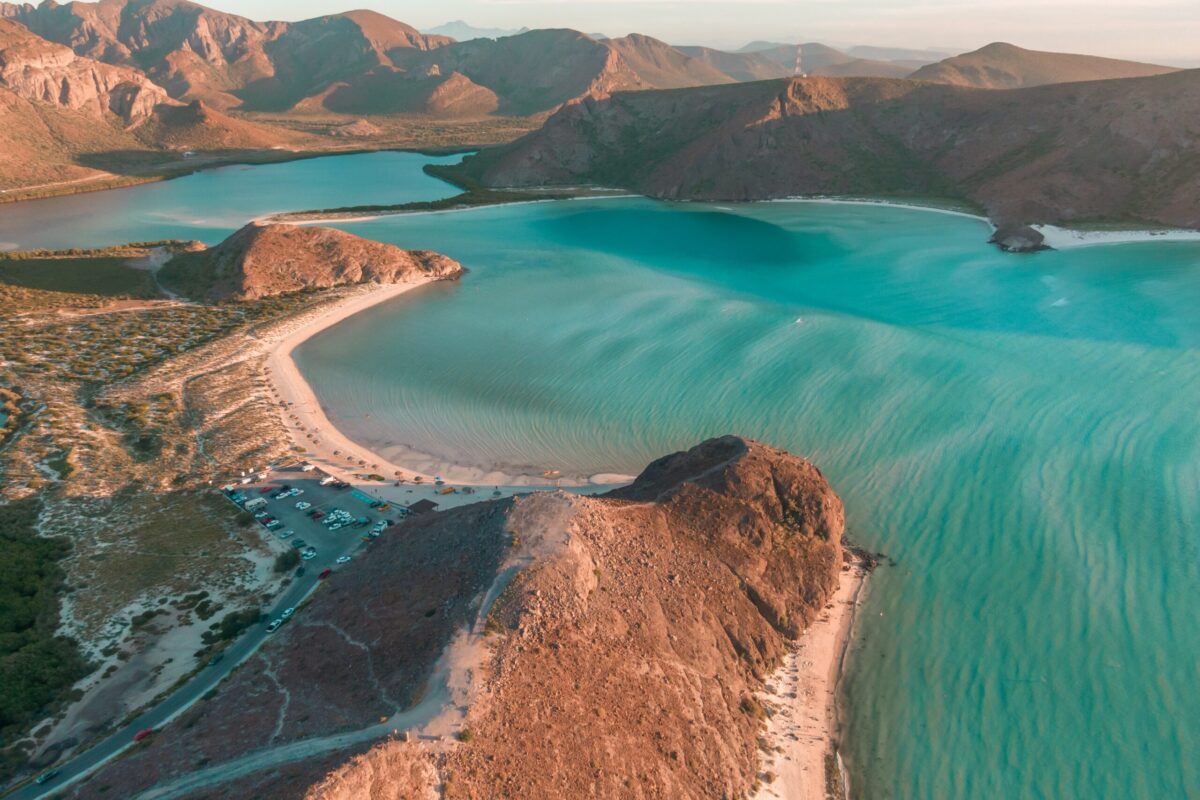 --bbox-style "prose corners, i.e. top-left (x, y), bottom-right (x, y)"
top-left (160, 223), bottom-right (464, 300)
top-left (448, 71), bottom-right (1200, 233)
top-left (64, 437), bottom-right (848, 799)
